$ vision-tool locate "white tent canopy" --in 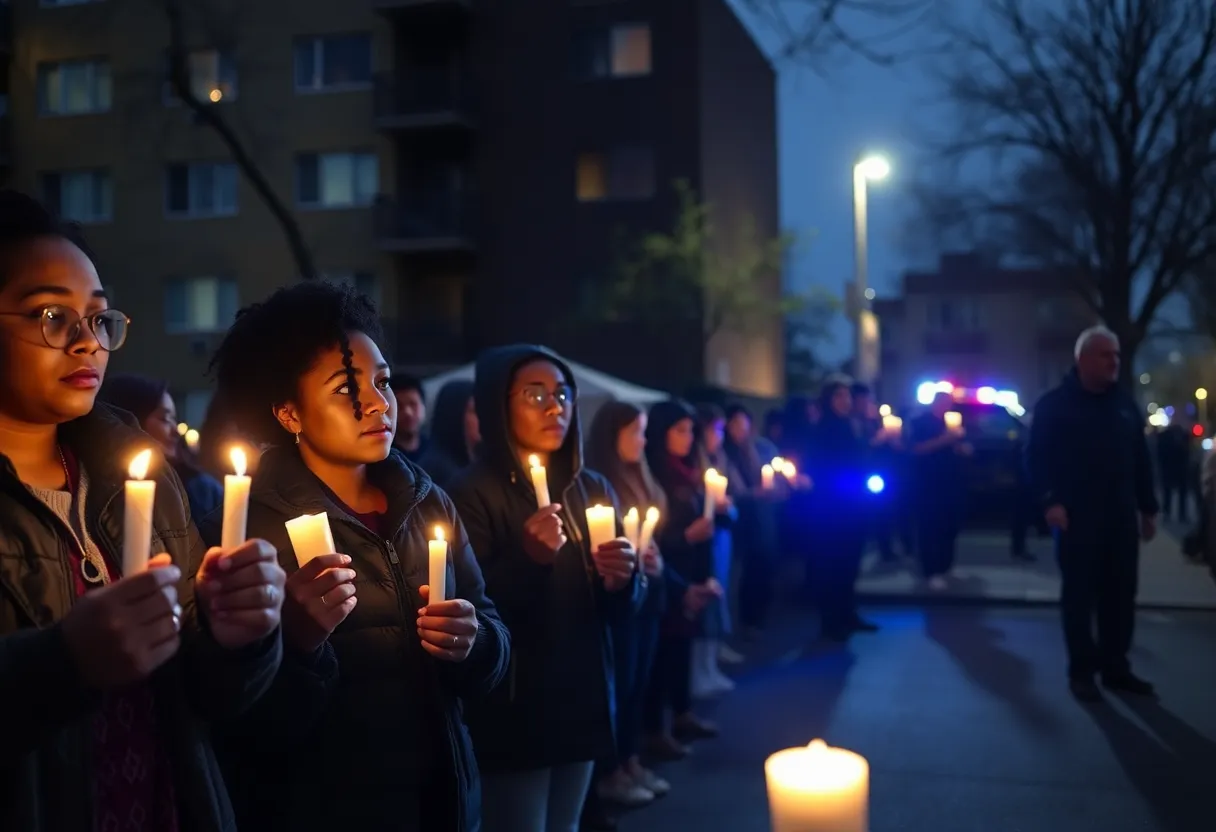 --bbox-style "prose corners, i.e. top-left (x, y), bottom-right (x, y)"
top-left (422, 359), bottom-right (668, 424)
